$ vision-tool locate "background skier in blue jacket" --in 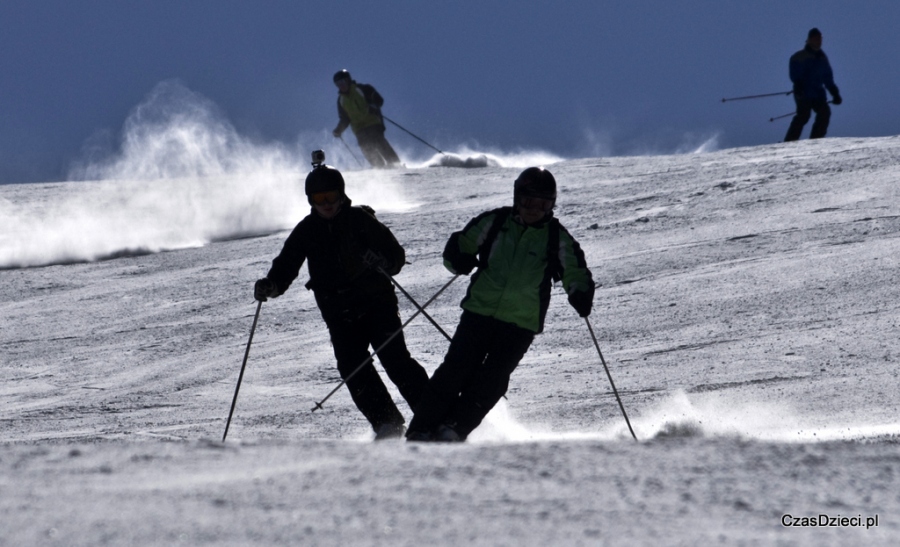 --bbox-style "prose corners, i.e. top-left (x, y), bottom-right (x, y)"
top-left (784, 28), bottom-right (843, 142)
